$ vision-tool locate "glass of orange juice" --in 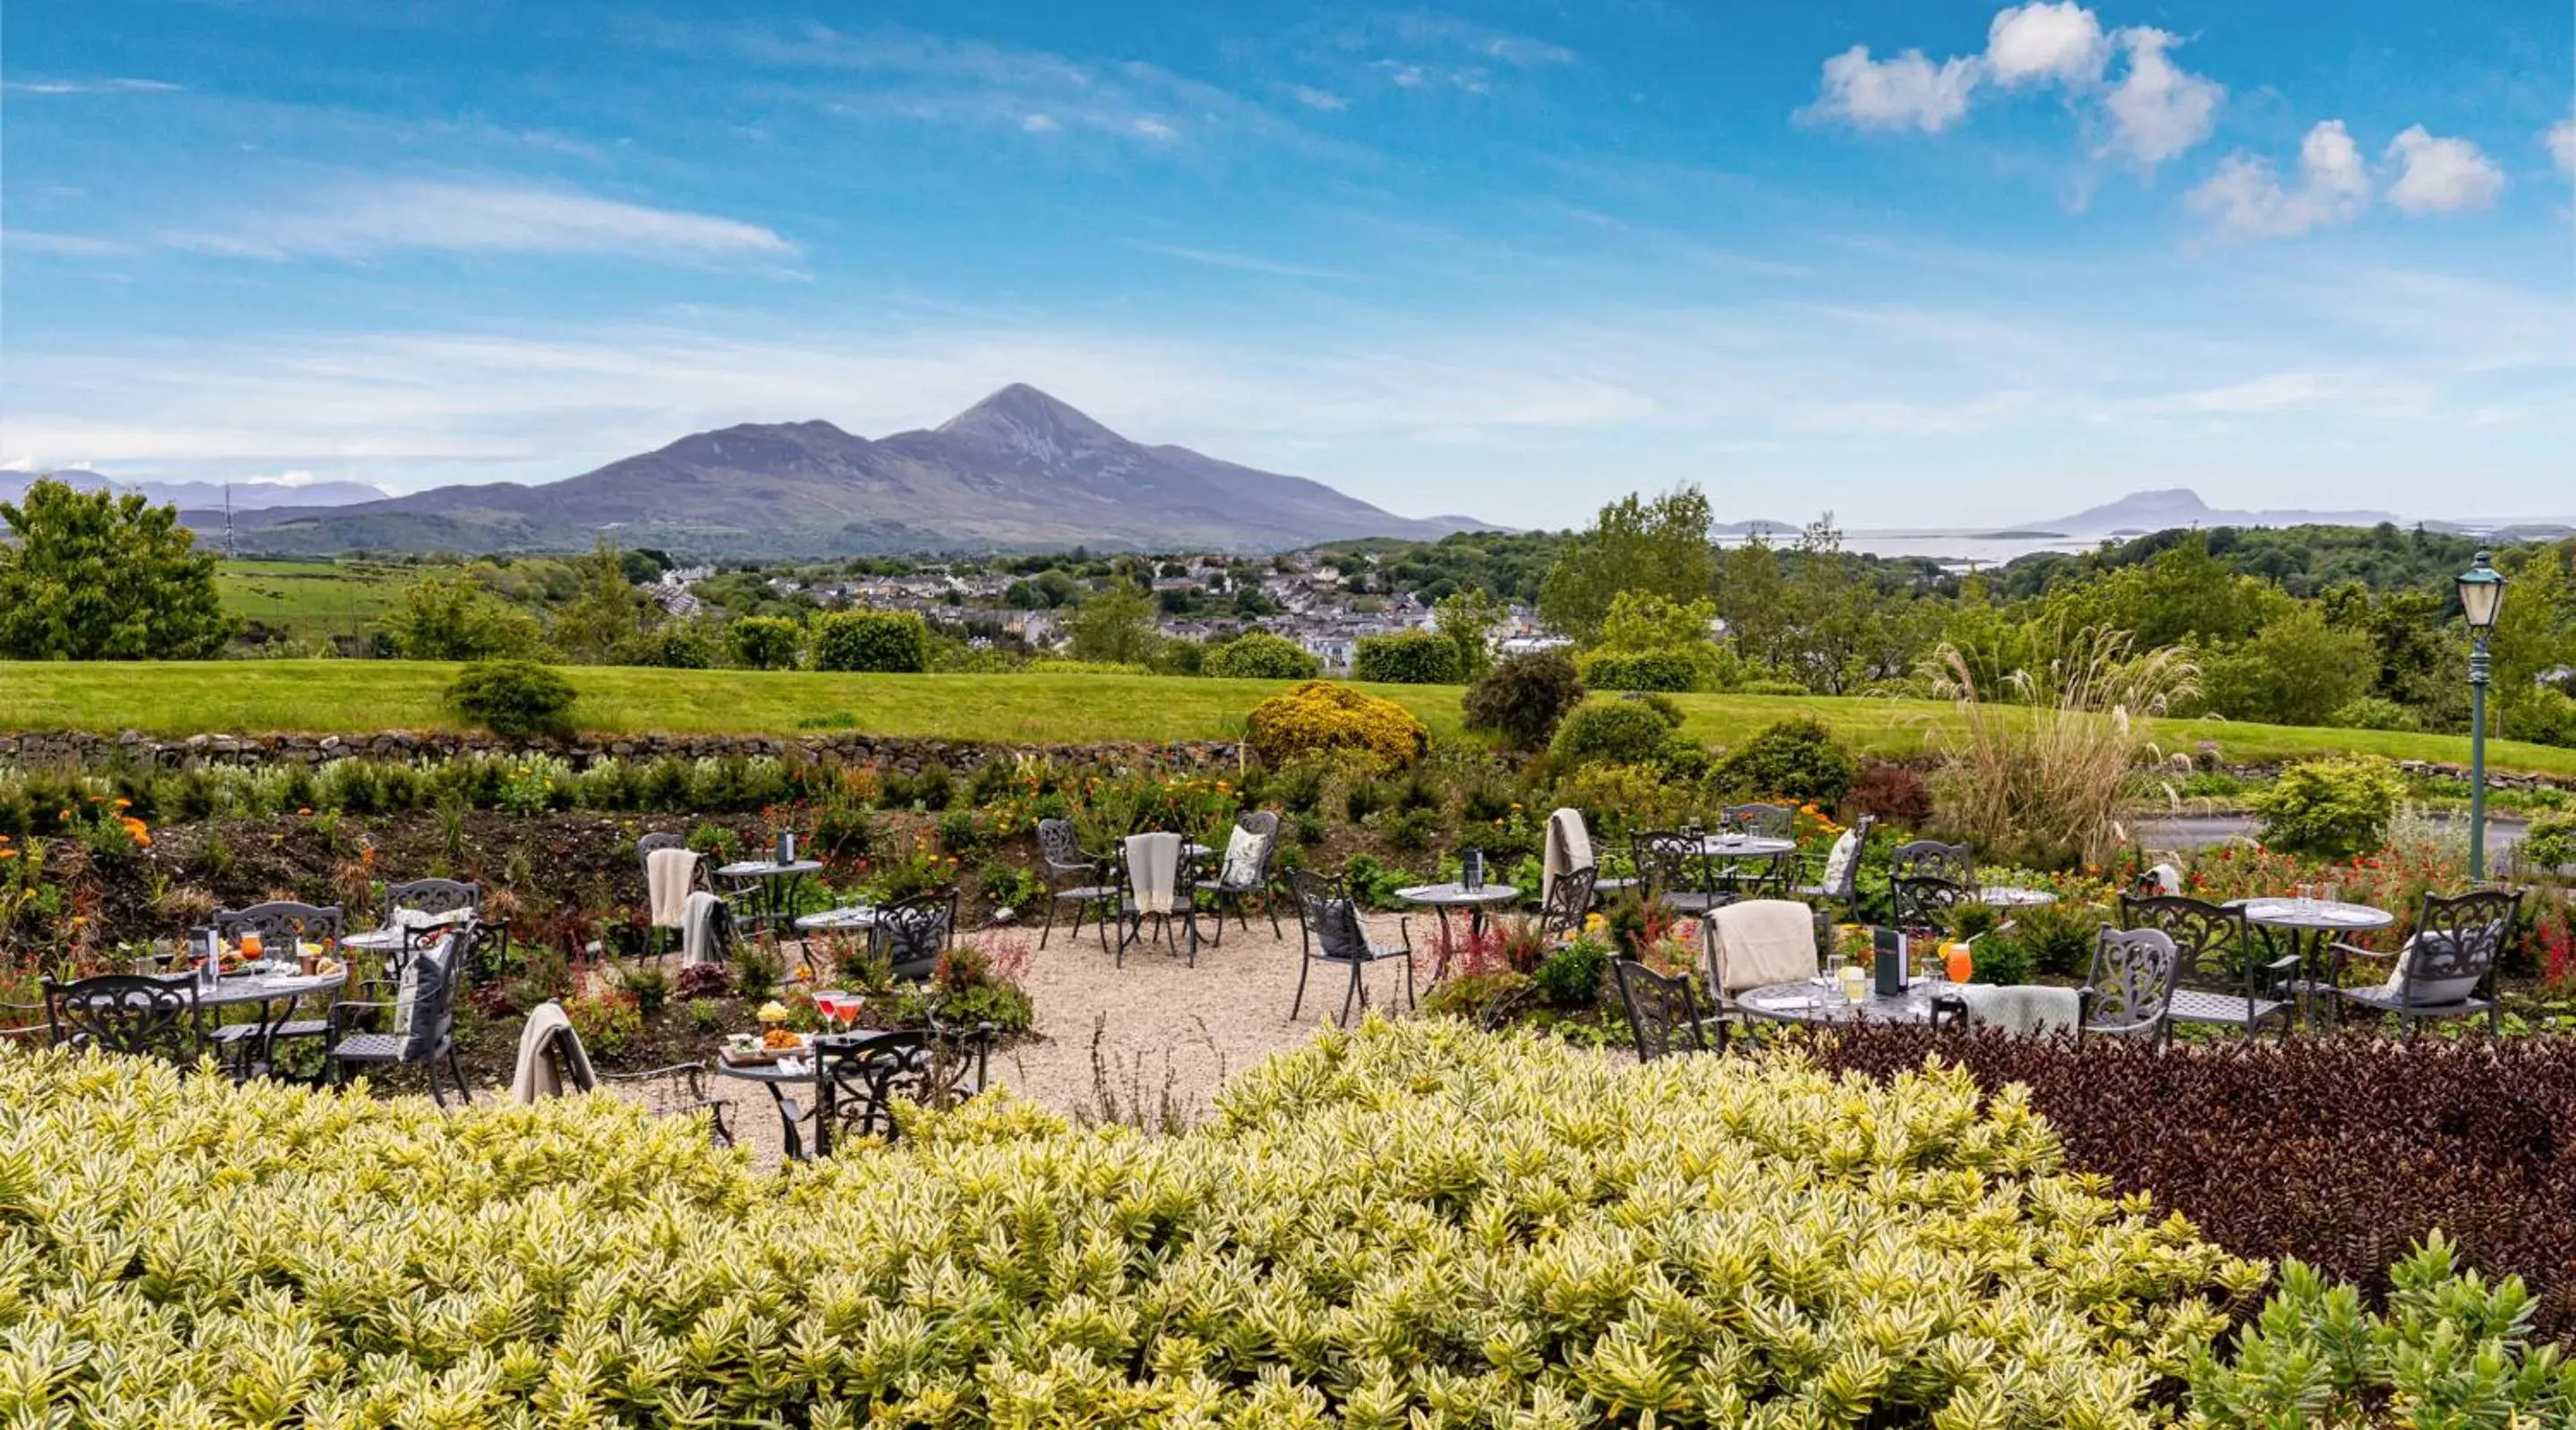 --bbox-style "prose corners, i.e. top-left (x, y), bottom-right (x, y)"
top-left (239, 929), bottom-right (263, 962)
top-left (1944, 942), bottom-right (1973, 984)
